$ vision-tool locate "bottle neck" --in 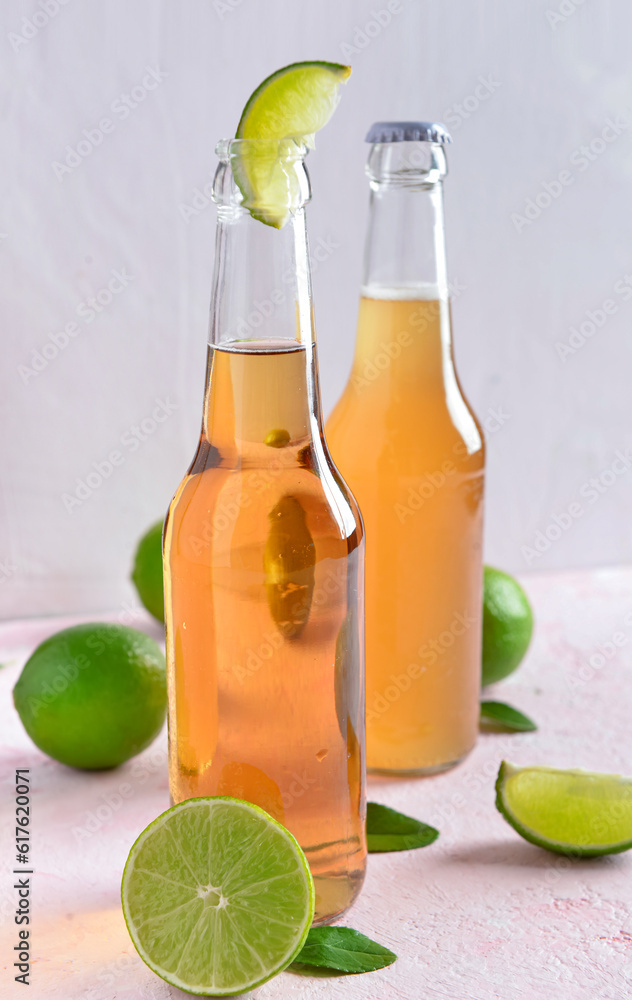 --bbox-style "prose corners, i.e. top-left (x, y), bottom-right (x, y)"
top-left (203, 156), bottom-right (323, 456)
top-left (362, 141), bottom-right (449, 300)
top-left (209, 205), bottom-right (315, 348)
top-left (362, 183), bottom-right (448, 300)
top-left (354, 142), bottom-right (454, 391)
